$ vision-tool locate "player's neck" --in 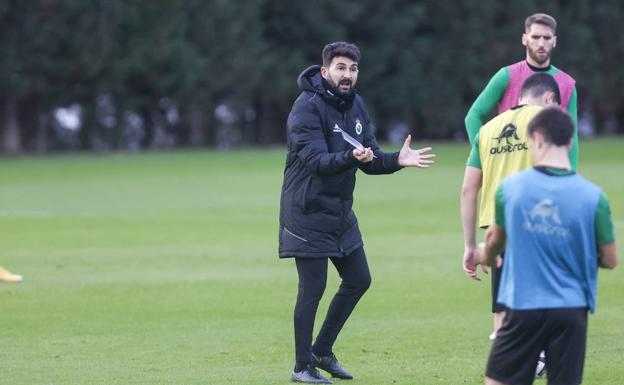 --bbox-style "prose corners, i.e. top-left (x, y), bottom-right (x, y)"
top-left (525, 56), bottom-right (551, 70)
top-left (534, 148), bottom-right (571, 170)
